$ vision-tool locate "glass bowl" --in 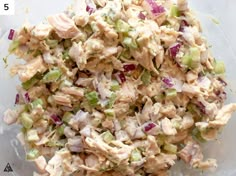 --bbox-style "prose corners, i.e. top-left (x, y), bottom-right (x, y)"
top-left (0, 0), bottom-right (236, 175)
